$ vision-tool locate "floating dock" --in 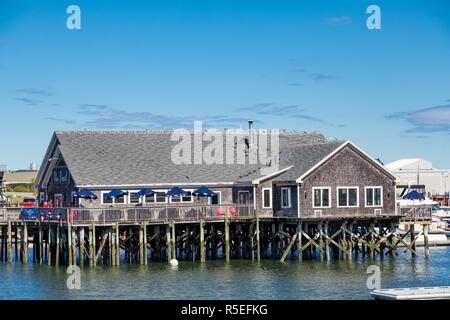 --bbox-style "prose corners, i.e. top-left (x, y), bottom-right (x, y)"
top-left (371, 286), bottom-right (450, 300)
